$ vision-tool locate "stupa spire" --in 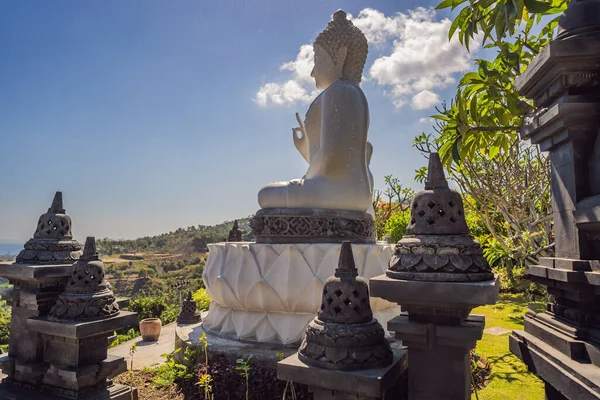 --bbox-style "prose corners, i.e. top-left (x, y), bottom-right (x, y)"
top-left (48, 191), bottom-right (65, 213)
top-left (334, 241), bottom-right (358, 279)
top-left (425, 153), bottom-right (449, 190)
top-left (82, 237), bottom-right (99, 260)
